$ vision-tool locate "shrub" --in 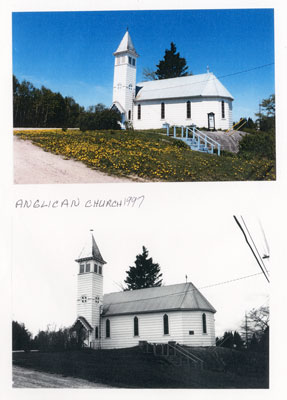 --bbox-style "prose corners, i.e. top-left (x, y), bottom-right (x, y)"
top-left (238, 129), bottom-right (275, 160)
